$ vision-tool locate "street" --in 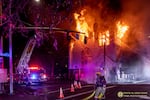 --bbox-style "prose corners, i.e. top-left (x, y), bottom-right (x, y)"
top-left (1, 80), bottom-right (150, 100)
